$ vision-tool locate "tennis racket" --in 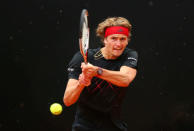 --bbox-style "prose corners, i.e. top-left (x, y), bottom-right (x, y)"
top-left (79, 9), bottom-right (89, 64)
